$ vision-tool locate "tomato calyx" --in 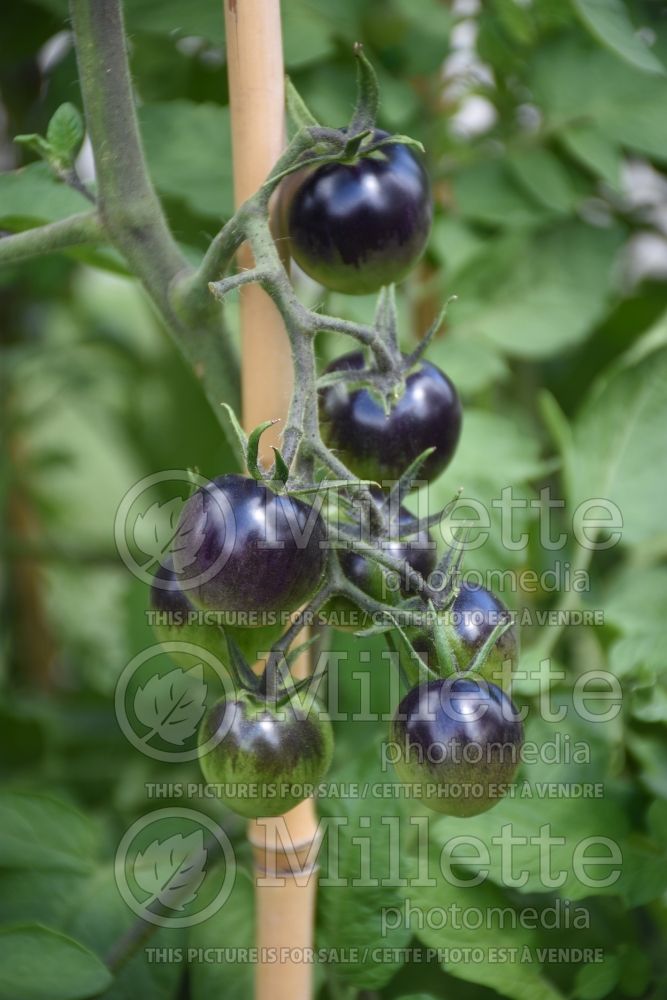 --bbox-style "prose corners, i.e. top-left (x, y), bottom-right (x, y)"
top-left (224, 628), bottom-right (325, 713)
top-left (277, 45), bottom-right (424, 192)
top-left (317, 288), bottom-right (458, 430)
